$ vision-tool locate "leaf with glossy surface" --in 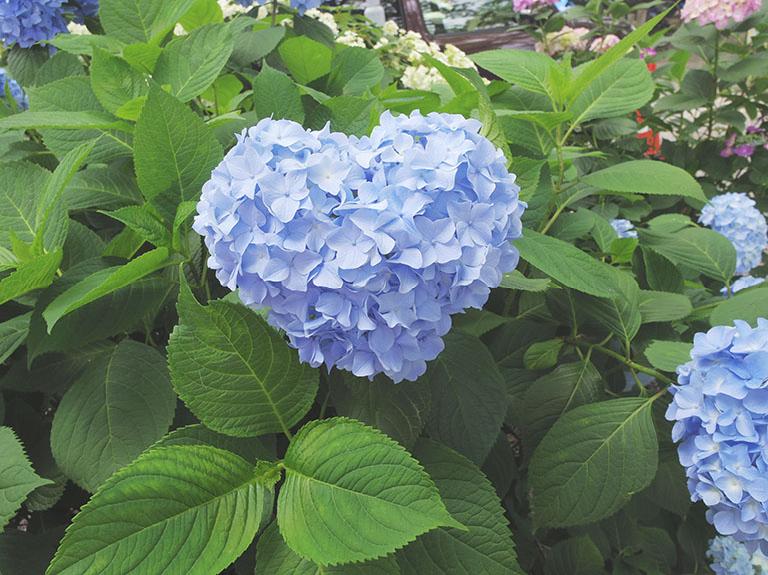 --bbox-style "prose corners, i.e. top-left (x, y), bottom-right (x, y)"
top-left (575, 272), bottom-right (641, 343)
top-left (328, 47), bottom-right (385, 96)
top-left (500, 270), bottom-right (551, 292)
top-left (278, 417), bottom-right (461, 566)
top-left (644, 340), bottom-right (692, 372)
top-left (710, 288), bottom-right (768, 327)
top-left (278, 36), bottom-right (333, 85)
top-left (471, 49), bottom-right (557, 96)
top-left (50, 340), bottom-right (176, 492)
top-left (529, 398), bottom-right (658, 528)
top-left (397, 439), bottom-right (522, 575)
top-left (168, 275), bottom-right (318, 437)
top-left (641, 227), bottom-right (736, 284)
top-left (251, 65), bottom-right (305, 123)
top-left (0, 426), bottom-right (52, 528)
top-left (425, 332), bottom-right (507, 464)
top-left (47, 445), bottom-right (273, 575)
